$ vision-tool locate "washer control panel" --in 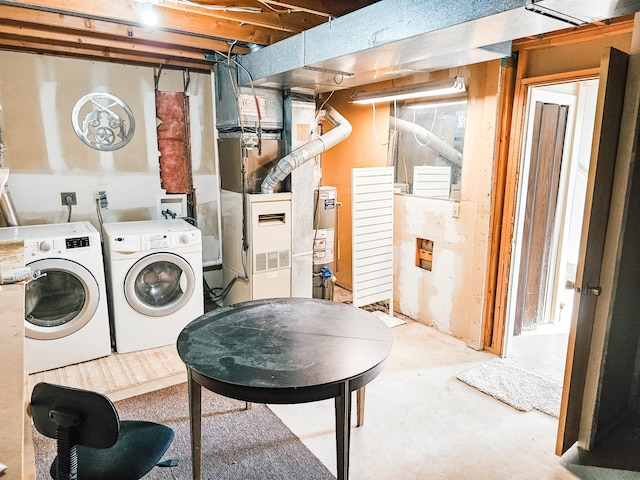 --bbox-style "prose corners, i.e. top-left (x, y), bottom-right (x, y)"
top-left (24, 235), bottom-right (92, 258)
